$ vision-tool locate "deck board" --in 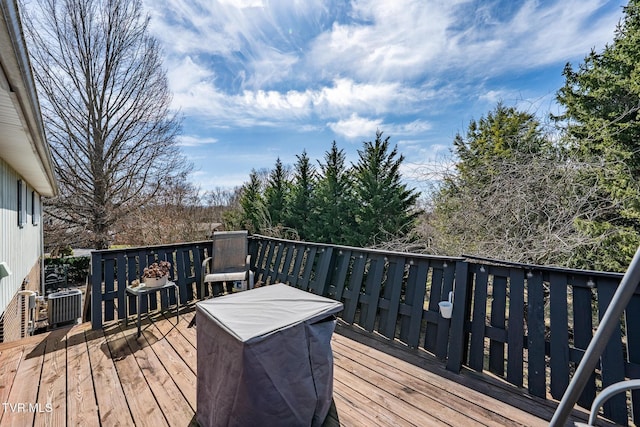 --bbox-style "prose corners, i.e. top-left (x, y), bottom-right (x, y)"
top-left (332, 335), bottom-right (545, 427)
top-left (2, 335), bottom-right (46, 427)
top-left (86, 328), bottom-right (136, 426)
top-left (0, 305), bottom-right (599, 426)
top-left (34, 329), bottom-right (67, 427)
top-left (0, 346), bottom-right (25, 425)
top-left (65, 326), bottom-right (100, 427)
top-left (120, 321), bottom-right (196, 427)
top-left (106, 326), bottom-right (169, 427)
